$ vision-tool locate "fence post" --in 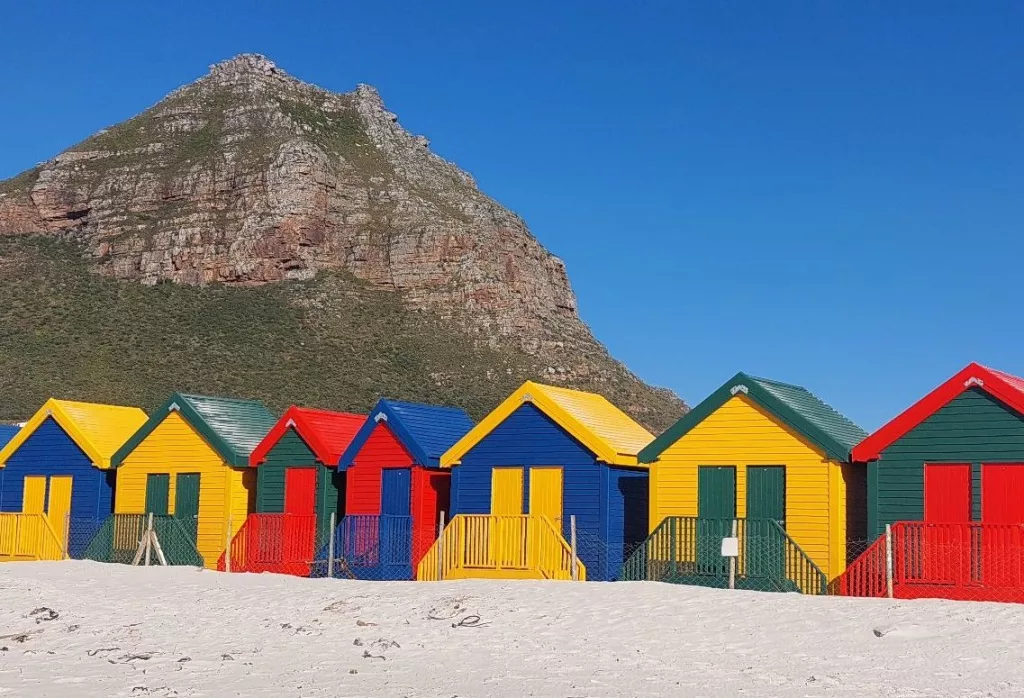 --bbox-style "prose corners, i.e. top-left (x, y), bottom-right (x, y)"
top-left (225, 514), bottom-right (232, 573)
top-left (570, 515), bottom-right (579, 581)
top-left (62, 514), bottom-right (70, 560)
top-left (327, 511), bottom-right (337, 578)
top-left (728, 519), bottom-right (737, 590)
top-left (436, 510), bottom-right (446, 581)
top-left (145, 513), bottom-right (154, 567)
top-left (885, 524), bottom-right (894, 599)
